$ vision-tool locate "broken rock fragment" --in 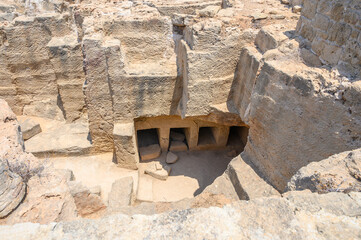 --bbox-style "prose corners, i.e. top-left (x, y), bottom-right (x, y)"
top-left (166, 151), bottom-right (179, 164)
top-left (18, 118), bottom-right (42, 140)
top-left (145, 164), bottom-right (171, 181)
